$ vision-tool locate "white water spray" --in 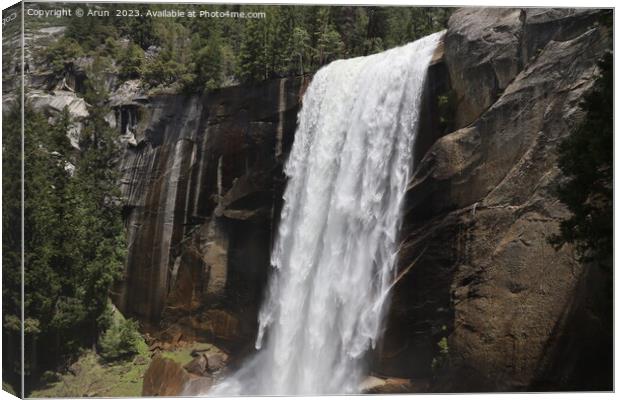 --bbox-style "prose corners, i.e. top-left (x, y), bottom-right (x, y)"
top-left (202, 31), bottom-right (443, 396)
